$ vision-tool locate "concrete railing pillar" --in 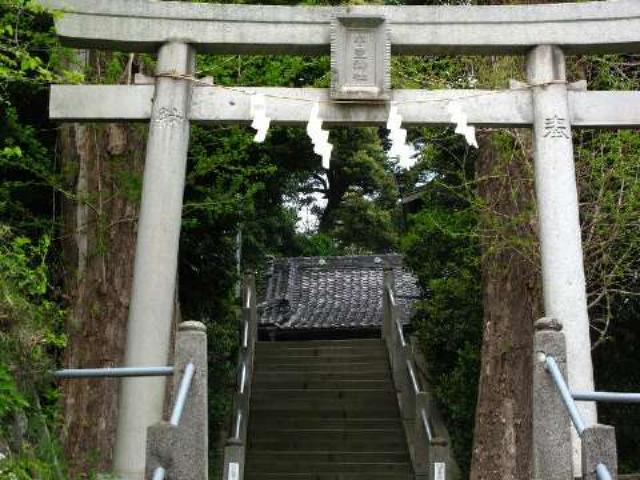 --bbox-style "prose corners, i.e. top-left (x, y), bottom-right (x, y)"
top-left (222, 440), bottom-right (244, 480)
top-left (145, 321), bottom-right (208, 480)
top-left (581, 425), bottom-right (617, 480)
top-left (414, 392), bottom-right (449, 480)
top-left (532, 317), bottom-right (573, 480)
